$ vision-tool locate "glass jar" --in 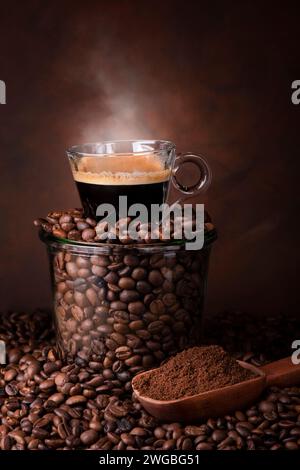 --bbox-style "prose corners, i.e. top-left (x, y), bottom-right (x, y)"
top-left (40, 231), bottom-right (216, 389)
